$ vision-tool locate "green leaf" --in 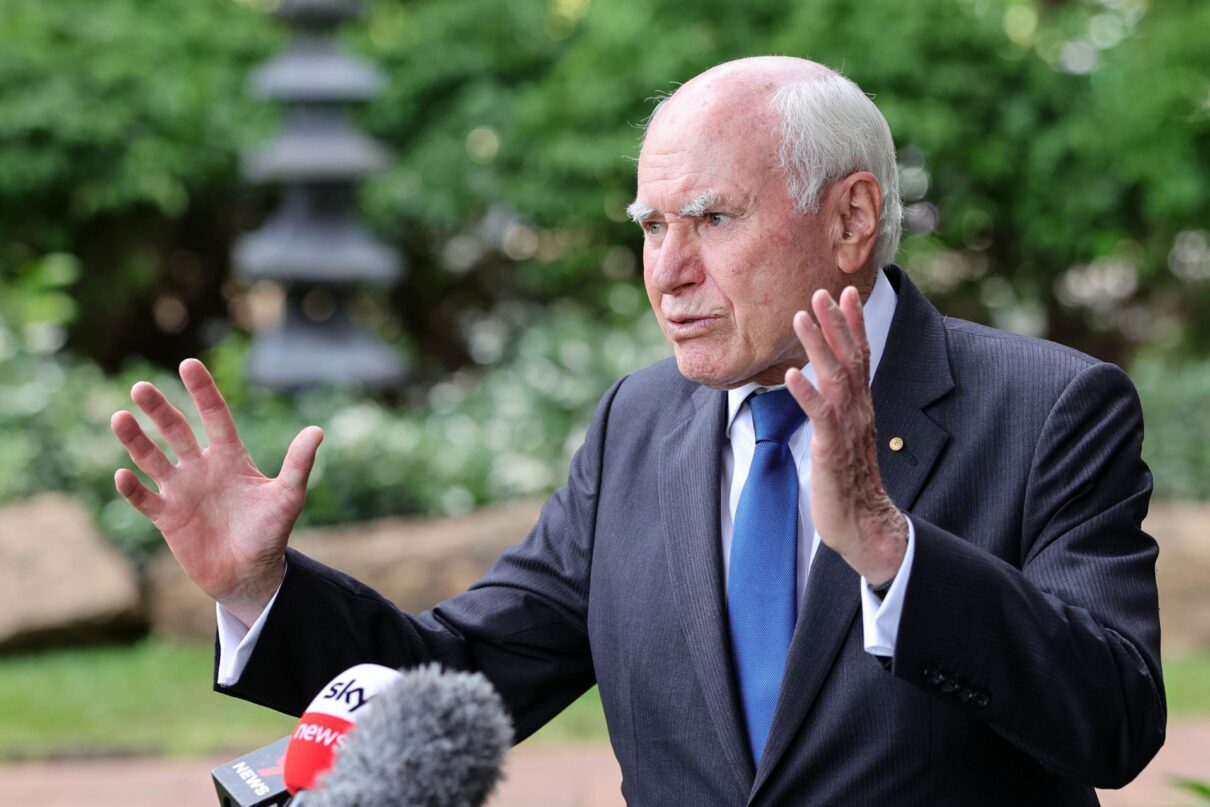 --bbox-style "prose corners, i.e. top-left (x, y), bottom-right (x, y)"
top-left (1172, 778), bottom-right (1210, 800)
